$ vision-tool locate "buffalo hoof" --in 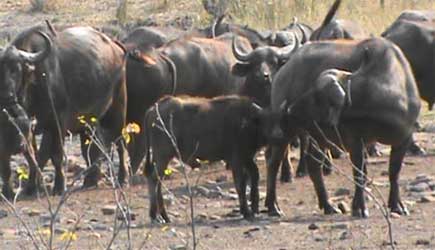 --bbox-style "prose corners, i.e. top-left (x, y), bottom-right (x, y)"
top-left (352, 208), bottom-right (369, 218)
top-left (267, 205), bottom-right (284, 217)
top-left (151, 215), bottom-right (170, 224)
top-left (391, 202), bottom-right (409, 216)
top-left (280, 173), bottom-right (292, 183)
top-left (407, 143), bottom-right (426, 156)
top-left (322, 165), bottom-right (332, 176)
top-left (83, 166), bottom-right (100, 188)
top-left (324, 204), bottom-right (340, 215)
